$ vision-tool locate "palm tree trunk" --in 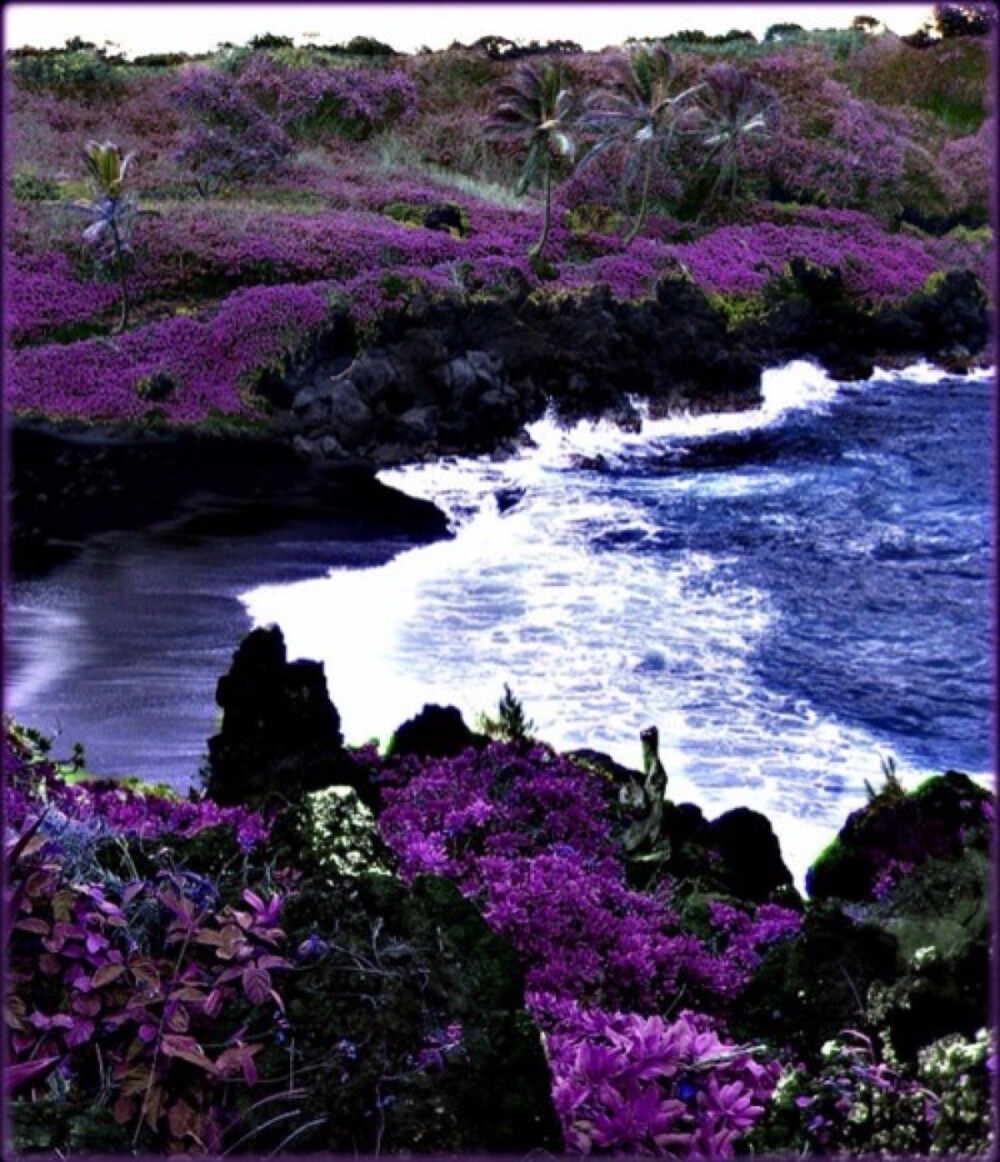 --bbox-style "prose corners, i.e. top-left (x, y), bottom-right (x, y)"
top-left (109, 217), bottom-right (131, 334)
top-left (532, 154), bottom-right (553, 258)
top-left (624, 143), bottom-right (655, 249)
